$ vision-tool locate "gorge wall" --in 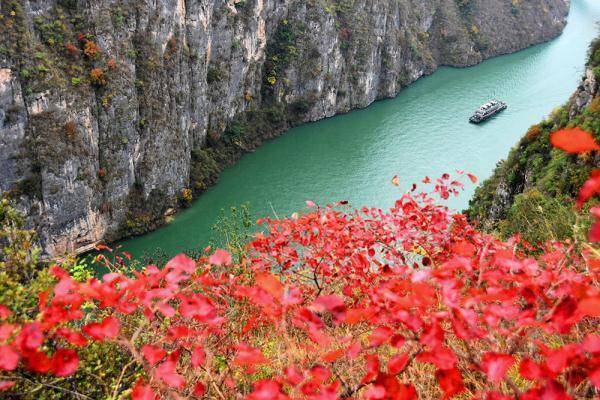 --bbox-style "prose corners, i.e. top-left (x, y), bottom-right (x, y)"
top-left (0, 0), bottom-right (570, 257)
